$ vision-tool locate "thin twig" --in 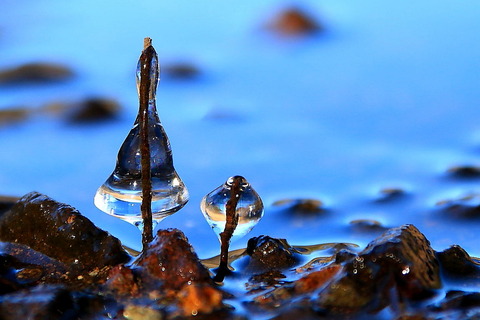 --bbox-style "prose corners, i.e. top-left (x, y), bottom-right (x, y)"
top-left (139, 38), bottom-right (154, 249)
top-left (214, 176), bottom-right (241, 282)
